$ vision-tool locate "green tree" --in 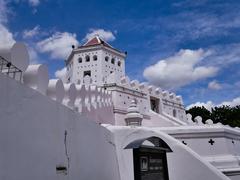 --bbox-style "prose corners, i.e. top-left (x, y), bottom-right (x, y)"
top-left (186, 106), bottom-right (211, 123)
top-left (186, 105), bottom-right (240, 127)
top-left (210, 105), bottom-right (232, 124)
